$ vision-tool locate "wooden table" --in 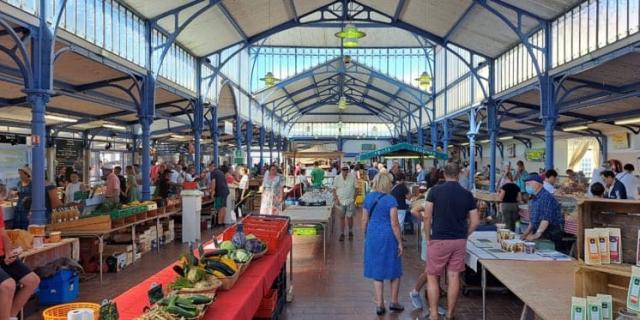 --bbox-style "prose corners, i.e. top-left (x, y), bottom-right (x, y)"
top-left (61, 209), bottom-right (181, 284)
top-left (19, 238), bottom-right (80, 269)
top-left (480, 259), bottom-right (576, 320)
